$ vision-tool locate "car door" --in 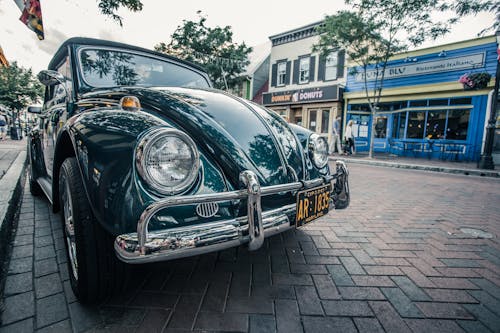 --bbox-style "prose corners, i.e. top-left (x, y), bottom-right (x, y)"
top-left (41, 56), bottom-right (73, 181)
